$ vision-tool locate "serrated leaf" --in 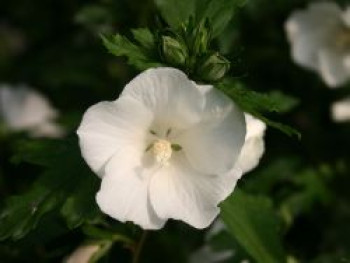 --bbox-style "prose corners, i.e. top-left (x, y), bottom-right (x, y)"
top-left (154, 0), bottom-right (196, 29)
top-left (131, 28), bottom-right (156, 50)
top-left (220, 190), bottom-right (286, 263)
top-left (0, 138), bottom-right (101, 240)
top-left (101, 33), bottom-right (162, 70)
top-left (217, 80), bottom-right (301, 138)
top-left (195, 0), bottom-right (247, 37)
top-left (154, 0), bottom-right (246, 36)
top-left (255, 113), bottom-right (301, 138)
